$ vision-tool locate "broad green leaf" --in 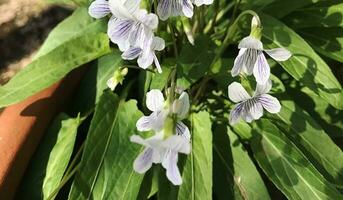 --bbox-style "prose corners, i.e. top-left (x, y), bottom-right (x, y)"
top-left (261, 14), bottom-right (343, 109)
top-left (0, 33), bottom-right (110, 108)
top-left (239, 0), bottom-right (275, 10)
top-left (178, 111), bottom-right (212, 200)
top-left (71, 51), bottom-right (122, 114)
top-left (69, 92), bottom-right (144, 200)
top-left (262, 0), bottom-right (320, 18)
top-left (271, 100), bottom-right (343, 186)
top-left (284, 3), bottom-right (343, 29)
top-left (35, 8), bottom-right (107, 58)
top-left (213, 125), bottom-right (270, 200)
top-left (17, 113), bottom-right (80, 200)
top-left (298, 27), bottom-right (343, 62)
top-left (251, 119), bottom-right (342, 200)
top-left (177, 35), bottom-right (215, 89)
